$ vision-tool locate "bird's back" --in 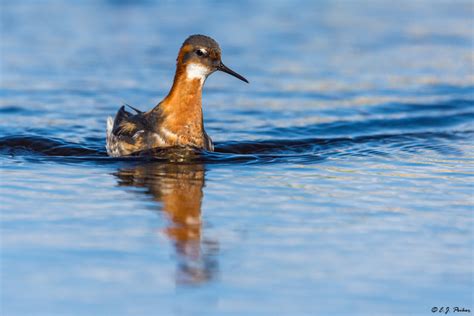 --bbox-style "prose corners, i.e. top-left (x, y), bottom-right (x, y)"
top-left (106, 105), bottom-right (213, 157)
